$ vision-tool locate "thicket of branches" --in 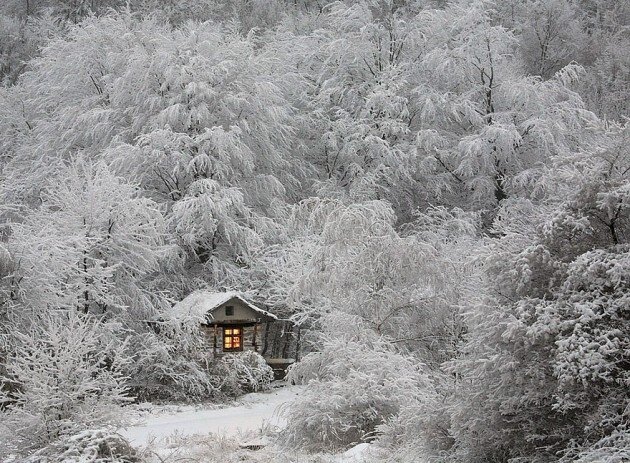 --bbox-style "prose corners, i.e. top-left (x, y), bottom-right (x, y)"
top-left (0, 0), bottom-right (628, 461)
